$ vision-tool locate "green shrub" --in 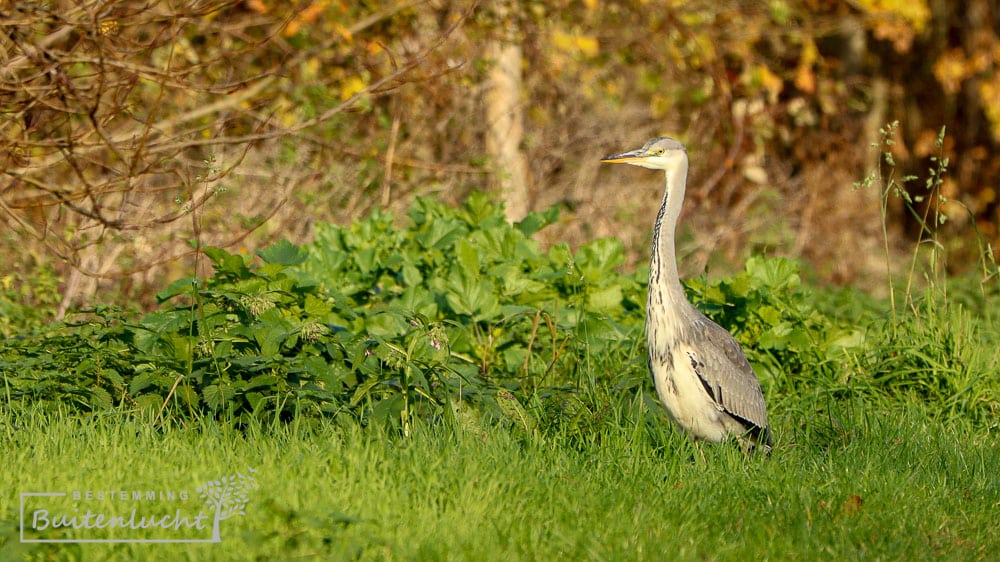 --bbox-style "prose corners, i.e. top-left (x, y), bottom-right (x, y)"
top-left (0, 195), bottom-right (646, 430)
top-left (2, 193), bottom-right (995, 431)
top-left (0, 265), bottom-right (60, 339)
